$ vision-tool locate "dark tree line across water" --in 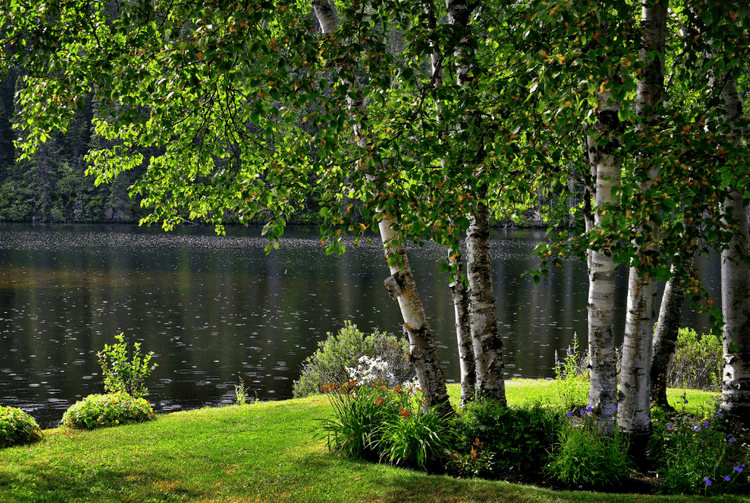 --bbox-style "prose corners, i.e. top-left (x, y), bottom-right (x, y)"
top-left (0, 68), bottom-right (146, 223)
